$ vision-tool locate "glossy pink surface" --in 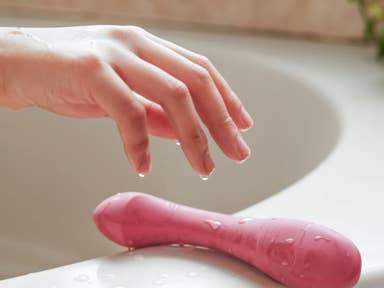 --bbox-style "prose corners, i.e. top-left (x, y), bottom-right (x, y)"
top-left (93, 192), bottom-right (361, 288)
